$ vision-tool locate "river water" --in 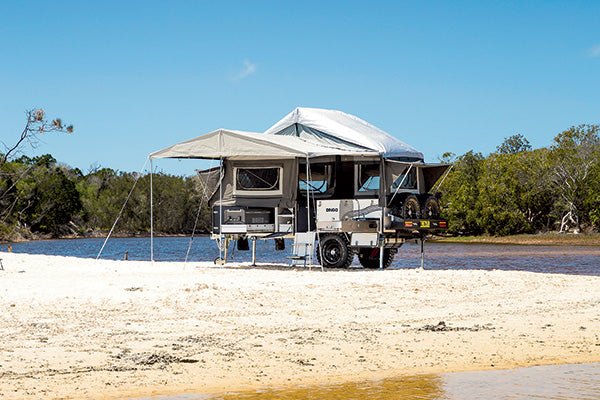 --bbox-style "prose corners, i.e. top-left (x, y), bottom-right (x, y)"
top-left (5, 236), bottom-right (600, 276)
